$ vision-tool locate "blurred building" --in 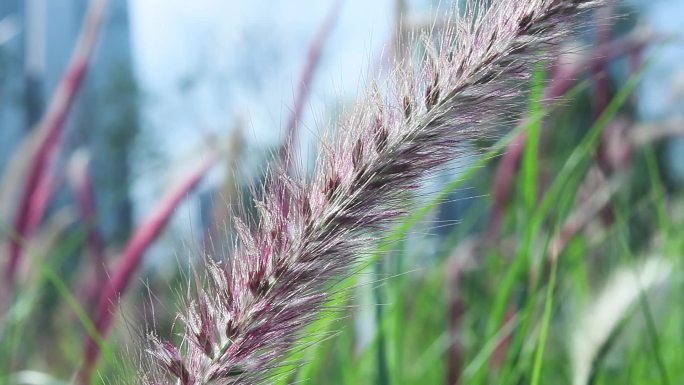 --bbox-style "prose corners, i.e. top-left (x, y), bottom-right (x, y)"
top-left (0, 0), bottom-right (139, 243)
